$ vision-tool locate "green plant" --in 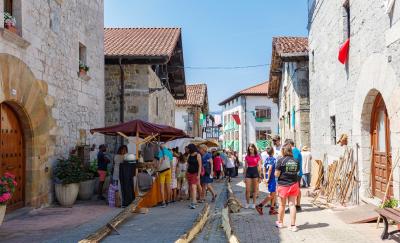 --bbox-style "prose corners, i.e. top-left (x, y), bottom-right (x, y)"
top-left (381, 198), bottom-right (399, 208)
top-left (54, 156), bottom-right (84, 184)
top-left (0, 173), bottom-right (17, 206)
top-left (4, 12), bottom-right (16, 26)
top-left (89, 159), bottom-right (99, 177)
top-left (79, 61), bottom-right (89, 72)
